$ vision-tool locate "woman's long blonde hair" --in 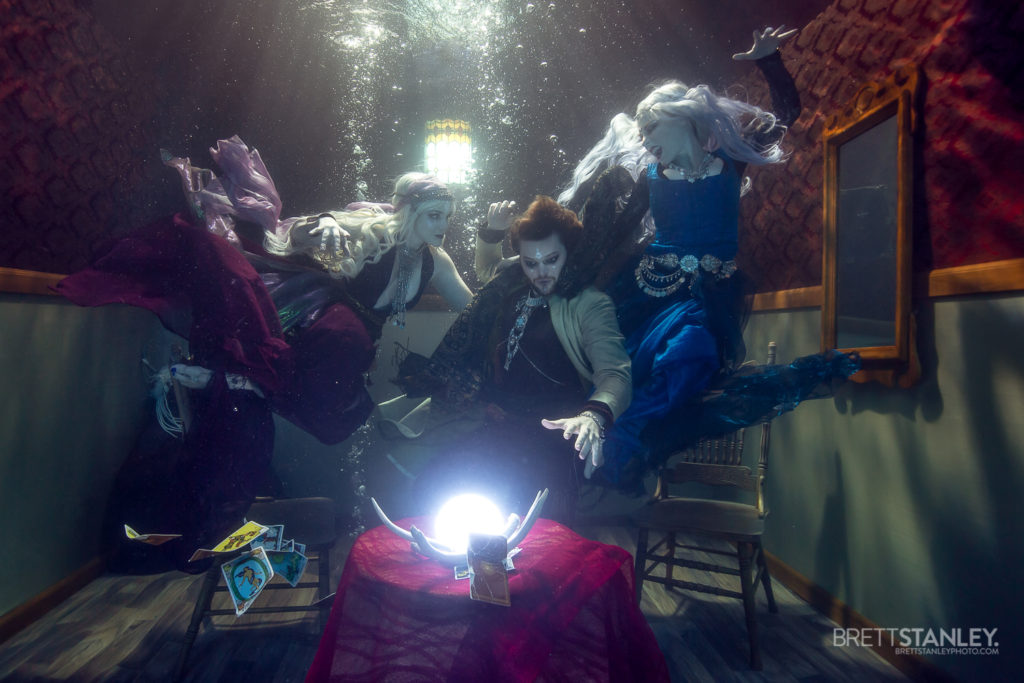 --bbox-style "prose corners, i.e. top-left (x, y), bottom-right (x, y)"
top-left (265, 172), bottom-right (453, 279)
